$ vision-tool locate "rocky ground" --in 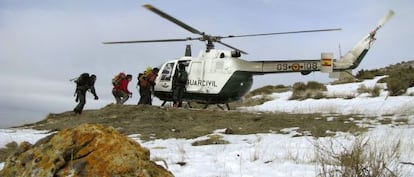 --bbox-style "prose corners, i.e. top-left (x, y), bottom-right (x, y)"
top-left (1, 124), bottom-right (174, 176)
